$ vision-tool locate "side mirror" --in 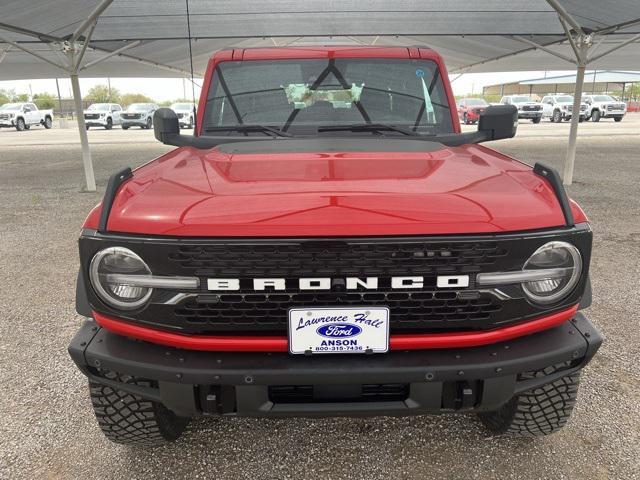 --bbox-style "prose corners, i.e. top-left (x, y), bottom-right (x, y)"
top-left (478, 105), bottom-right (517, 141)
top-left (153, 108), bottom-right (180, 144)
